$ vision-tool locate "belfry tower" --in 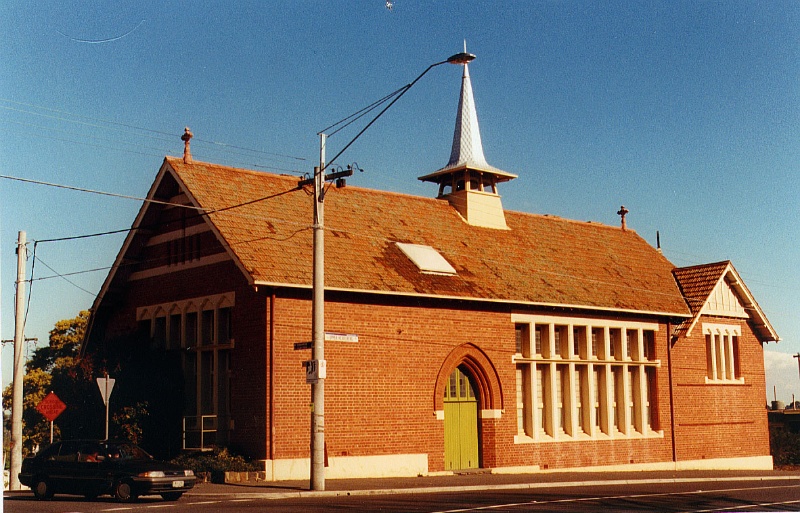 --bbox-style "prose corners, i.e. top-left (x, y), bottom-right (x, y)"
top-left (418, 52), bottom-right (516, 229)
